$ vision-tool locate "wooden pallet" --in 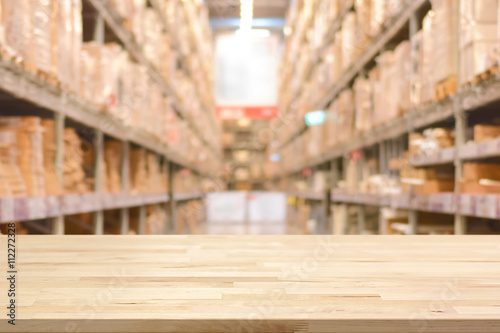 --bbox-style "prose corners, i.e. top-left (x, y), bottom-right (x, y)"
top-left (35, 69), bottom-right (59, 87)
top-left (434, 75), bottom-right (456, 101)
top-left (472, 65), bottom-right (500, 85)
